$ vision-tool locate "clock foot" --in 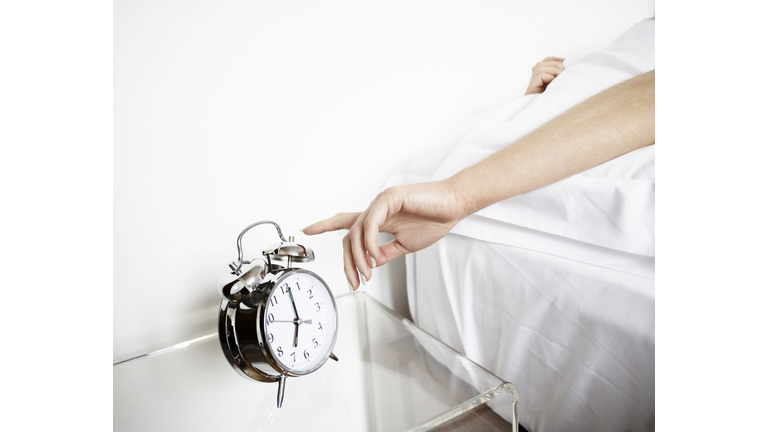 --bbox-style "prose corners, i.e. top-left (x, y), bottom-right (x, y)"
top-left (276, 375), bottom-right (286, 408)
top-left (329, 352), bottom-right (339, 362)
